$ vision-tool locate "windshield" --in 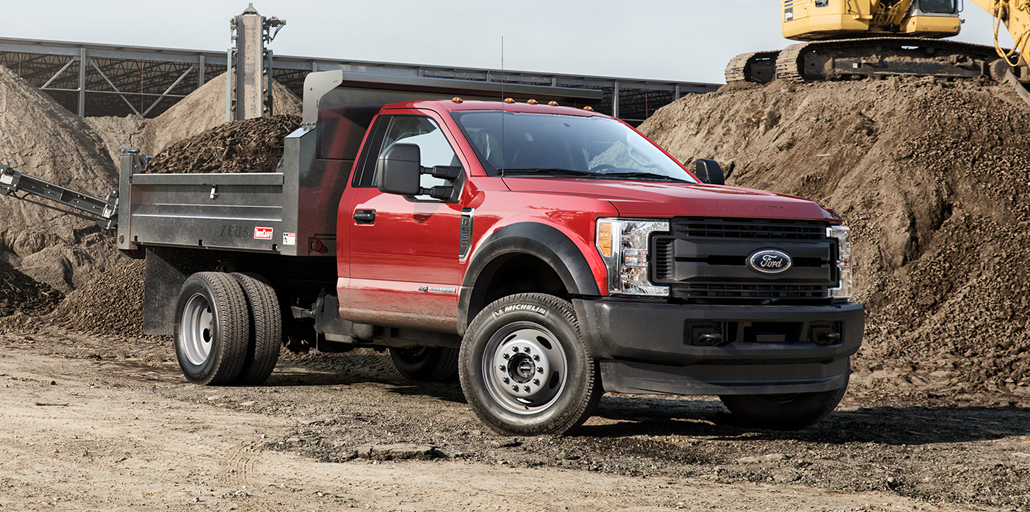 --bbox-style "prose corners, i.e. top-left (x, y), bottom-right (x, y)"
top-left (451, 111), bottom-right (697, 183)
